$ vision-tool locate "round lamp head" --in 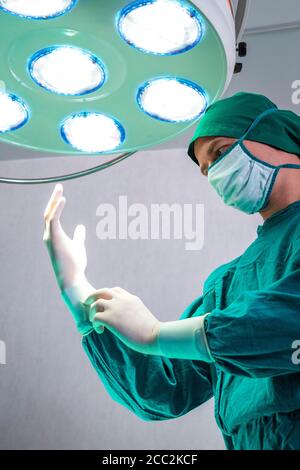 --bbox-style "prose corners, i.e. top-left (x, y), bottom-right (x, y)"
top-left (0, 0), bottom-right (236, 156)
